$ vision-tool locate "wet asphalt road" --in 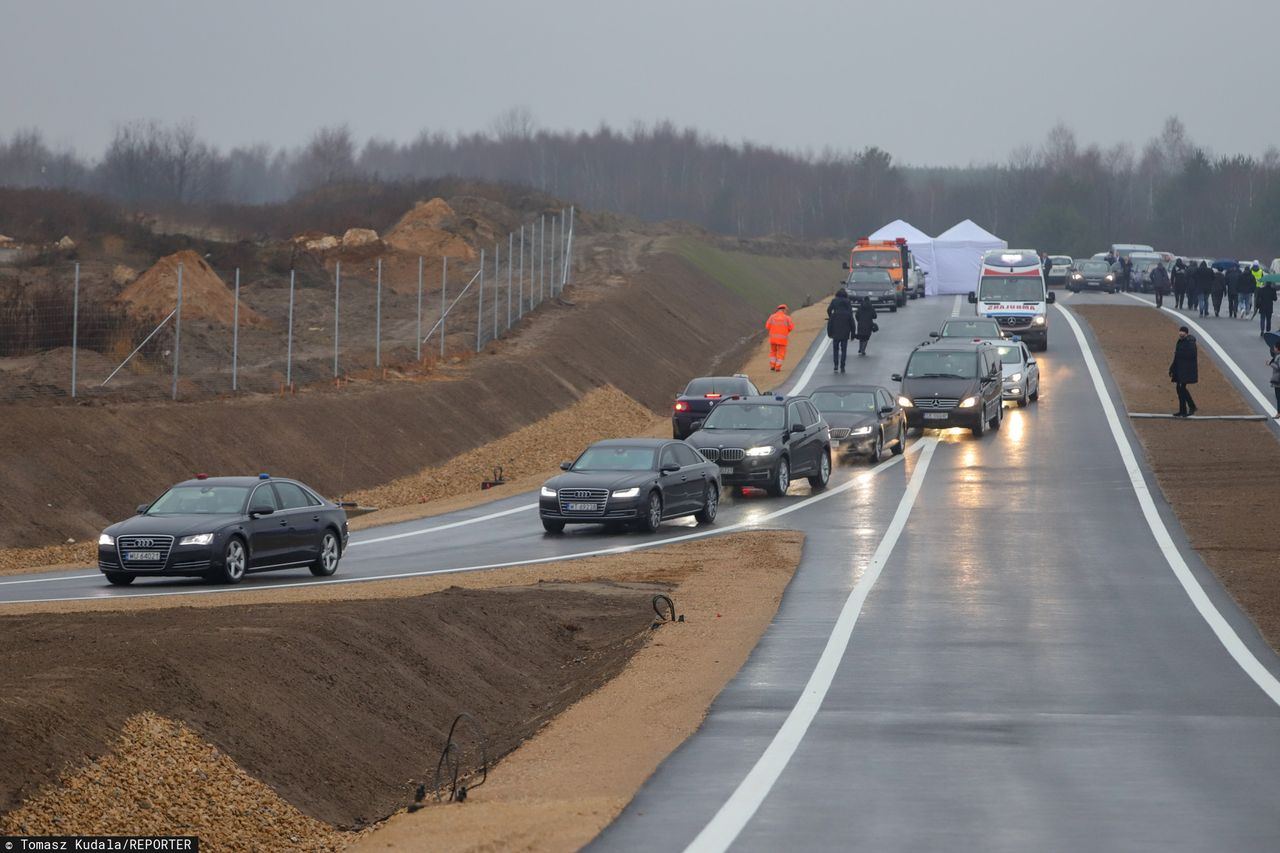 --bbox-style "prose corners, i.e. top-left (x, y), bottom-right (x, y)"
top-left (5, 292), bottom-right (1280, 851)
